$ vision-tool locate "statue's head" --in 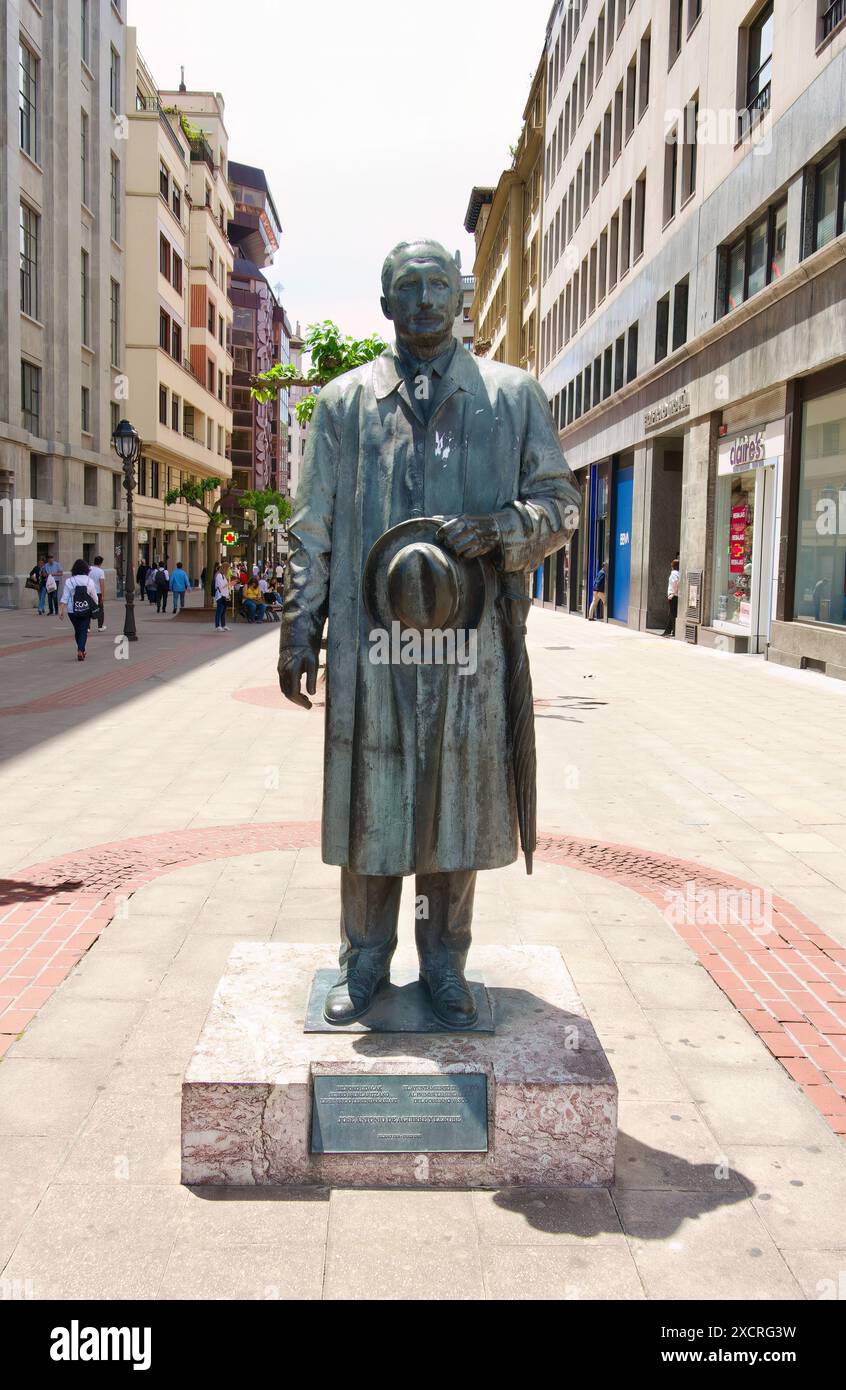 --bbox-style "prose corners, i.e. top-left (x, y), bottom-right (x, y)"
top-left (380, 240), bottom-right (462, 356)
